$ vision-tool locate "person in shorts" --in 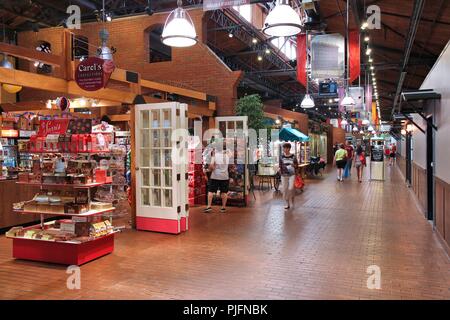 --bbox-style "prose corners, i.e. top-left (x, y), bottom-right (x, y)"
top-left (204, 146), bottom-right (231, 213)
top-left (334, 143), bottom-right (348, 182)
